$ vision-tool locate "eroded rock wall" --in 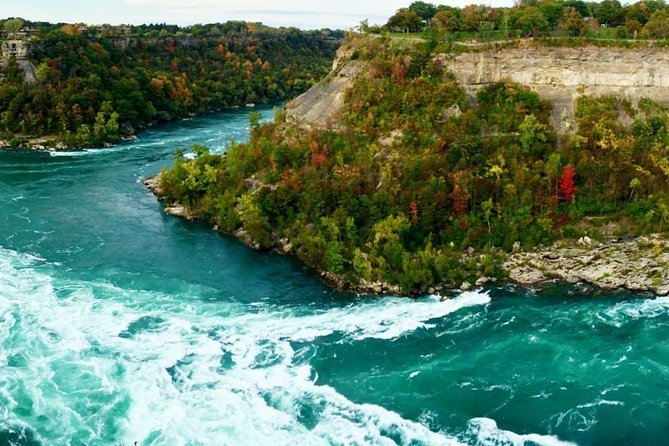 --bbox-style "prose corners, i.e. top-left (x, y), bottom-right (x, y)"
top-left (285, 44), bottom-right (366, 128)
top-left (286, 41), bottom-right (669, 133)
top-left (444, 46), bottom-right (669, 132)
